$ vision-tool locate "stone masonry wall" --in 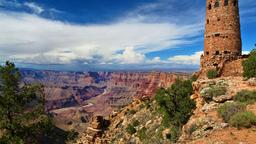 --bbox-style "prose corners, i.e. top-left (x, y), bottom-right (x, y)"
top-left (204, 0), bottom-right (241, 59)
